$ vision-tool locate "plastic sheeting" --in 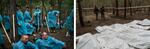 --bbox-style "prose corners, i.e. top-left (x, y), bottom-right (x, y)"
top-left (138, 19), bottom-right (150, 26)
top-left (77, 19), bottom-right (150, 49)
